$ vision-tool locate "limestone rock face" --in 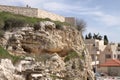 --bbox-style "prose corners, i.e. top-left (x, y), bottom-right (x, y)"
top-left (0, 53), bottom-right (94, 80)
top-left (0, 54), bottom-right (66, 80)
top-left (2, 21), bottom-right (83, 54)
top-left (40, 21), bottom-right (56, 31)
top-left (0, 59), bottom-right (25, 80)
top-left (0, 21), bottom-right (94, 80)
